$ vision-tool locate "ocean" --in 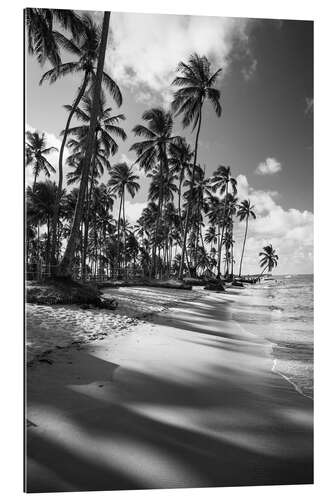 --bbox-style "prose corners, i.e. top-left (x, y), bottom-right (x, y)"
top-left (231, 274), bottom-right (314, 398)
